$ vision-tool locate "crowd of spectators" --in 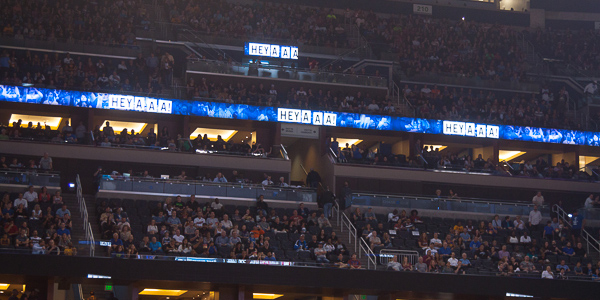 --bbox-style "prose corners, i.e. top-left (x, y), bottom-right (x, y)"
top-left (526, 29), bottom-right (600, 75)
top-left (0, 152), bottom-right (54, 172)
top-left (352, 12), bottom-right (527, 82)
top-left (350, 202), bottom-right (600, 279)
top-left (405, 83), bottom-right (578, 130)
top-left (0, 48), bottom-right (174, 95)
top-left (0, 185), bottom-right (77, 256)
top-left (168, 2), bottom-right (527, 83)
top-left (165, 0), bottom-right (351, 49)
top-left (97, 195), bottom-right (355, 266)
top-left (0, 0), bottom-right (148, 47)
top-left (0, 120), bottom-right (274, 158)
top-left (330, 133), bottom-right (599, 182)
top-left (185, 77), bottom-right (394, 114)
